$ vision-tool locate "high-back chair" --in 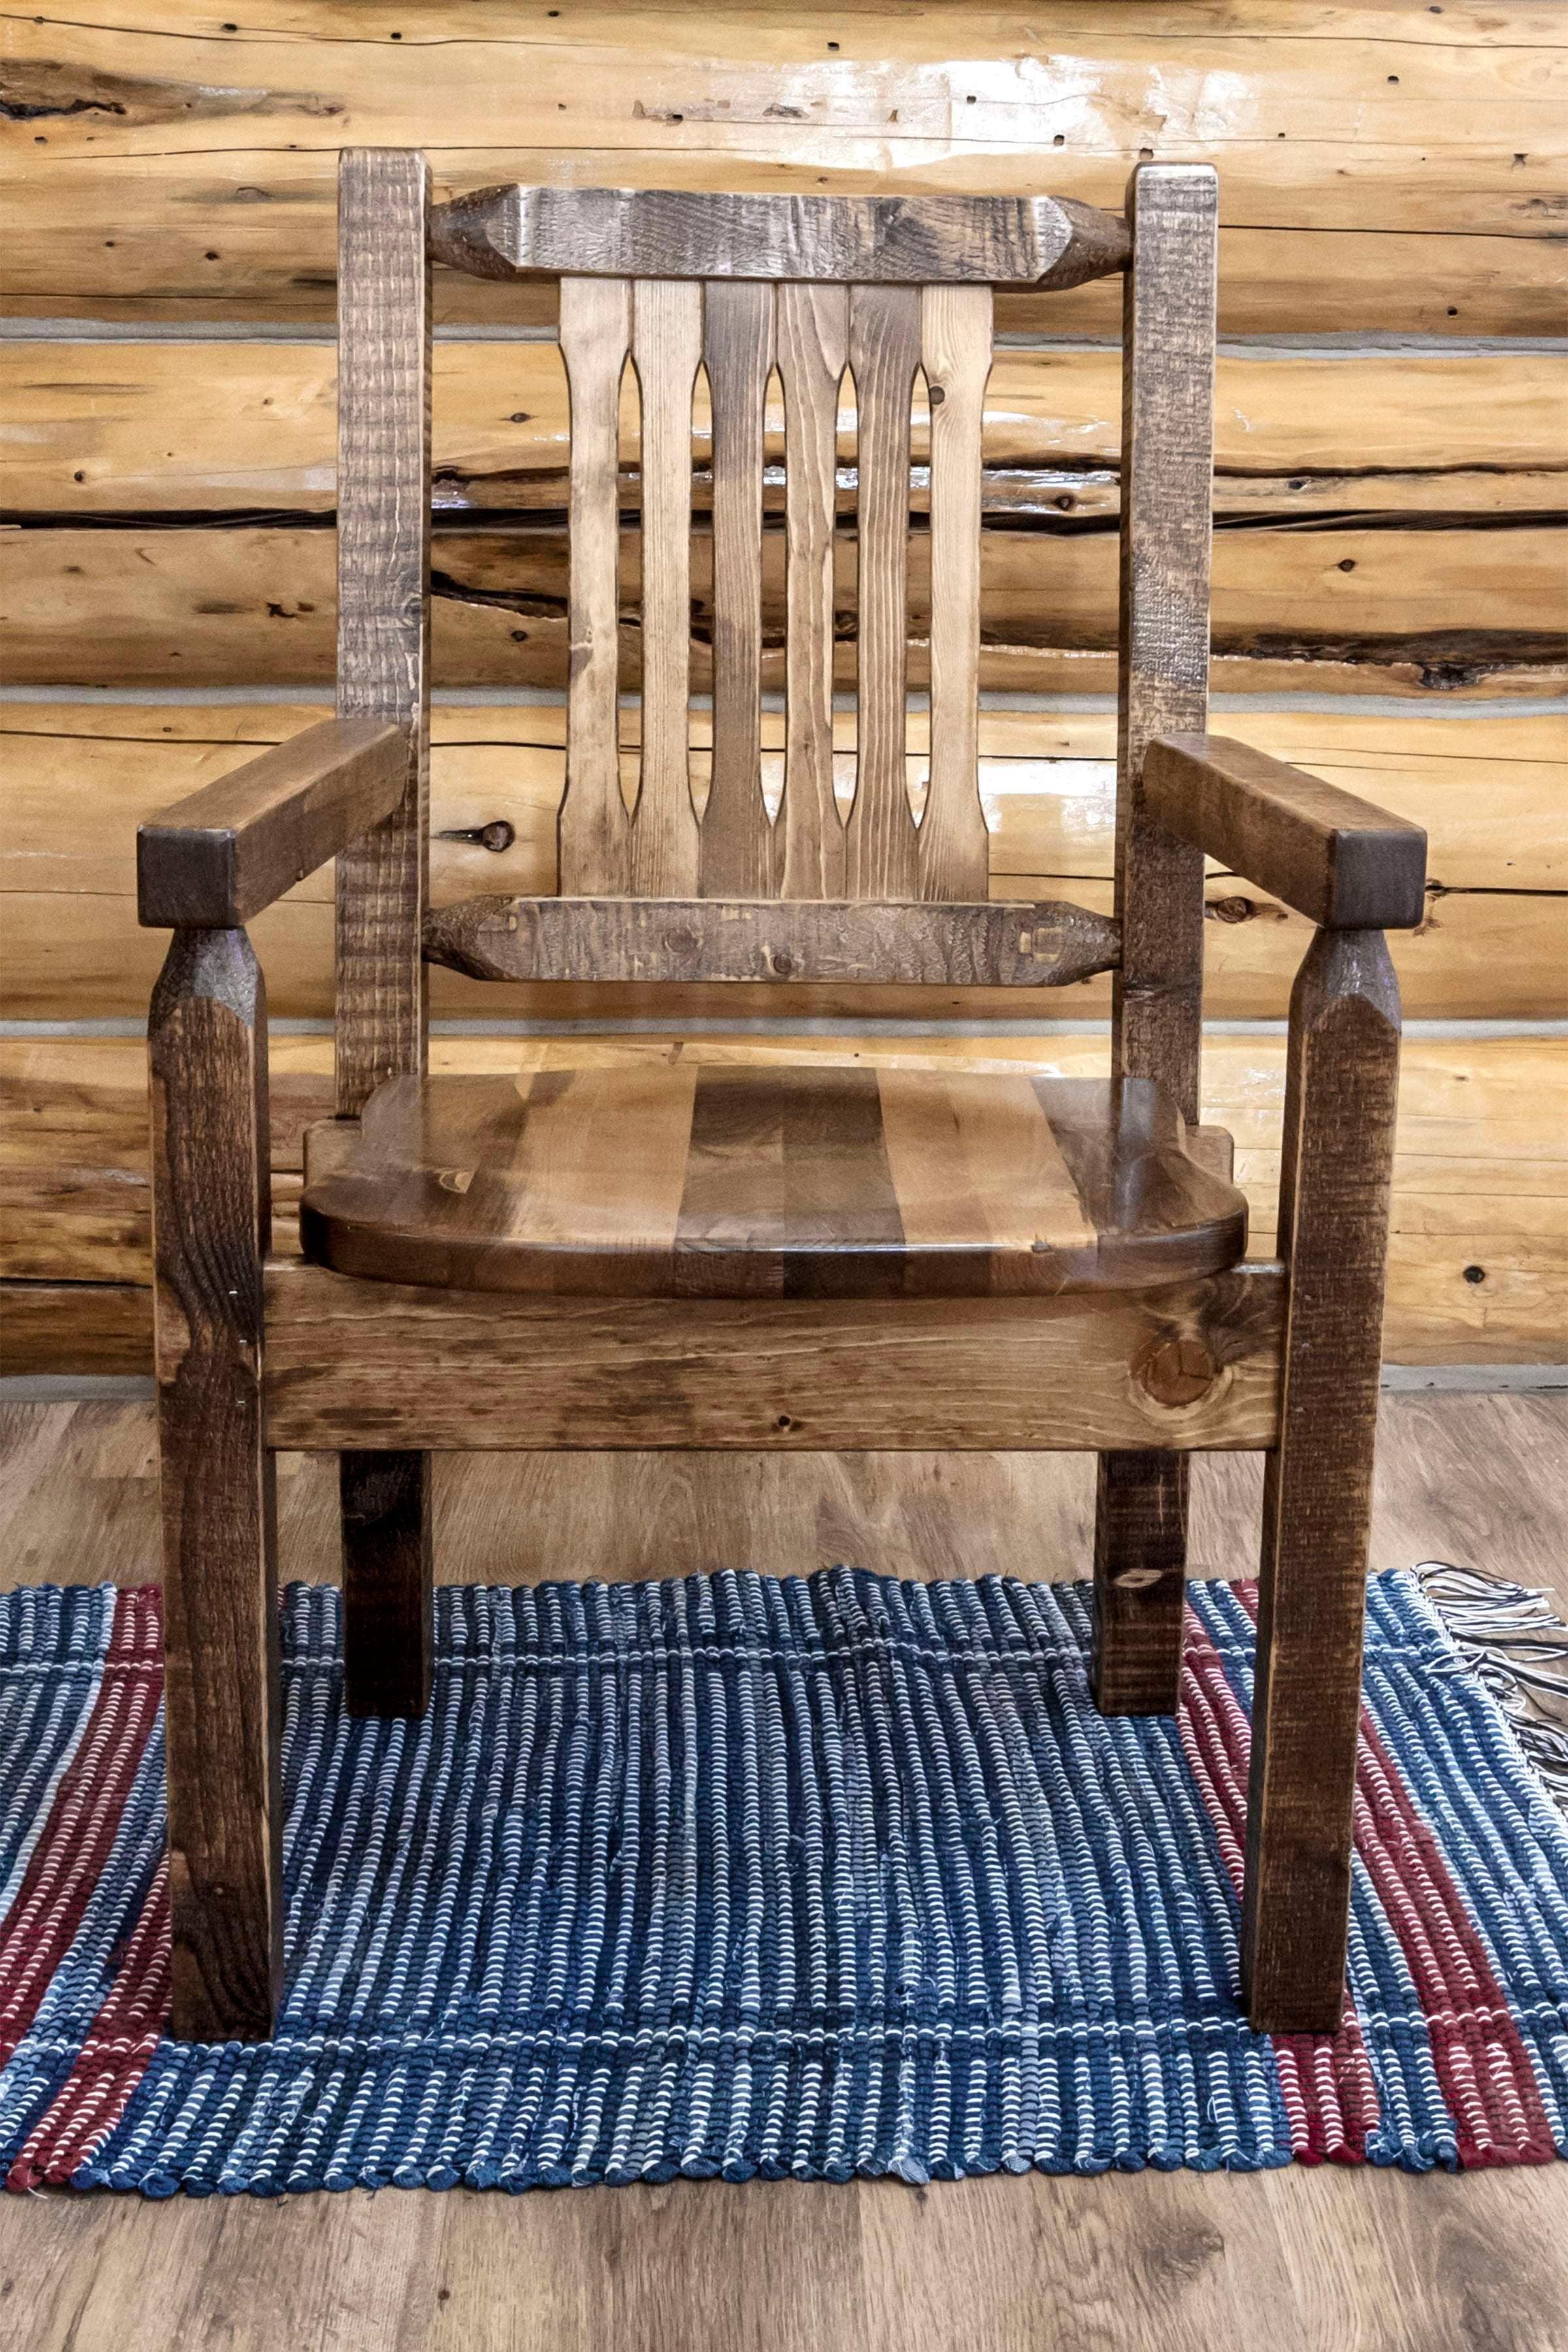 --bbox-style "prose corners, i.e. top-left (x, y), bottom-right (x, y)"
top-left (139, 152), bottom-right (1426, 2046)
